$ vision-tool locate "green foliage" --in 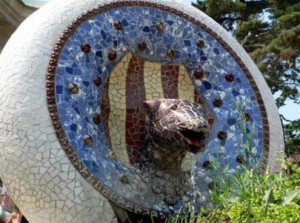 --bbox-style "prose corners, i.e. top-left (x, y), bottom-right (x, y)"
top-left (201, 163), bottom-right (300, 222)
top-left (236, 19), bottom-right (269, 41)
top-left (278, 11), bottom-right (300, 29)
top-left (284, 120), bottom-right (300, 155)
top-left (194, 0), bottom-right (245, 19)
top-left (163, 163), bottom-right (300, 223)
top-left (193, 0), bottom-right (246, 32)
top-left (269, 0), bottom-right (300, 11)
